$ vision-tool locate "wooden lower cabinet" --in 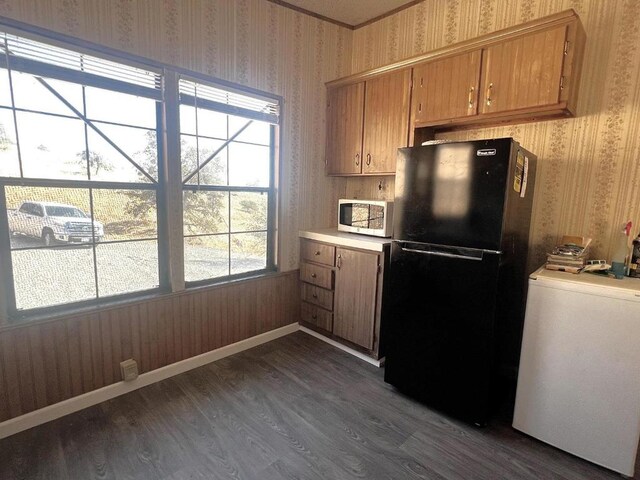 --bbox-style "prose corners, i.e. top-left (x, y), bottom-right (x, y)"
top-left (299, 238), bottom-right (387, 359)
top-left (333, 248), bottom-right (379, 350)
